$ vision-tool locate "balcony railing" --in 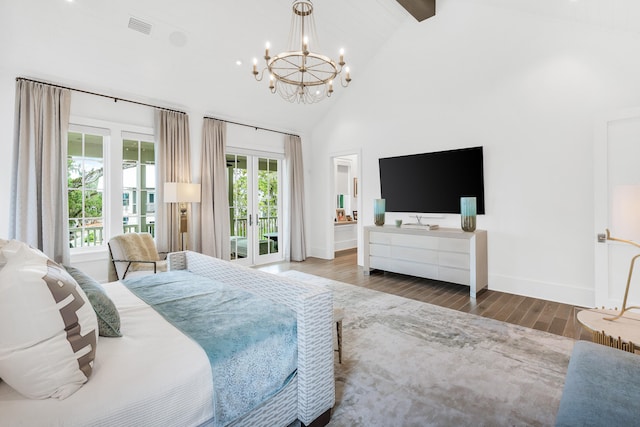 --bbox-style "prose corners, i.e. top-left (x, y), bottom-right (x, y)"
top-left (69, 227), bottom-right (104, 248)
top-left (231, 217), bottom-right (278, 238)
top-left (69, 223), bottom-right (155, 248)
